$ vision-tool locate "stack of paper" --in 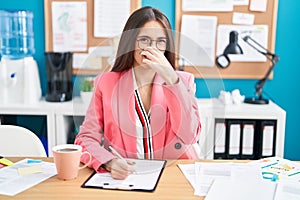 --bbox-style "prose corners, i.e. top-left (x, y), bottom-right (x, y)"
top-left (178, 157), bottom-right (300, 199)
